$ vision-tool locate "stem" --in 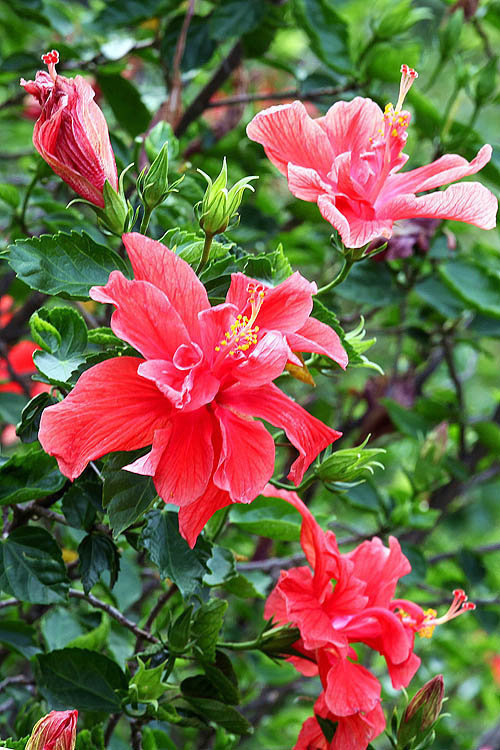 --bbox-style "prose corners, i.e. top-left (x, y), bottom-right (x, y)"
top-left (317, 255), bottom-right (355, 296)
top-left (139, 205), bottom-right (153, 235)
top-left (69, 589), bottom-right (159, 644)
top-left (196, 232), bottom-right (214, 274)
